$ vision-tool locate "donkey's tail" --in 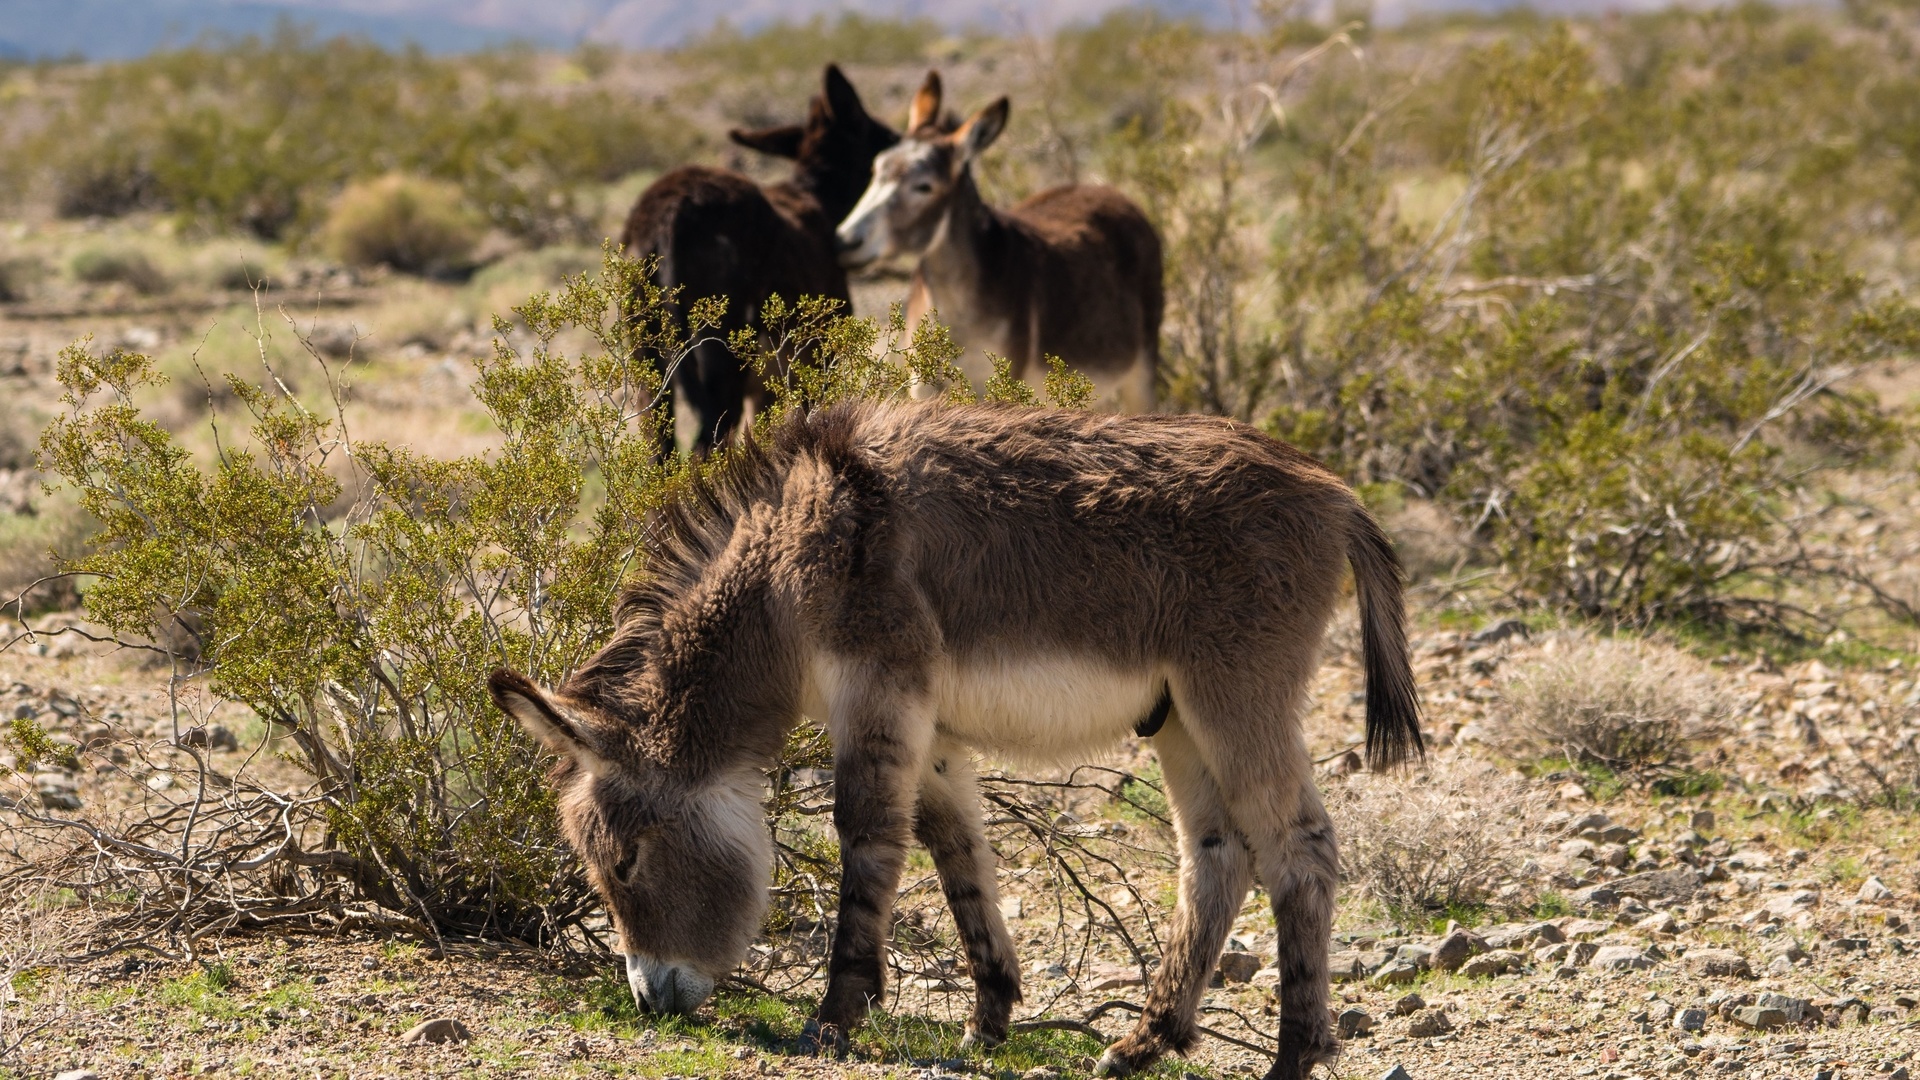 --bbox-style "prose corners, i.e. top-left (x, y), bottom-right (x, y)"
top-left (1348, 505), bottom-right (1423, 771)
